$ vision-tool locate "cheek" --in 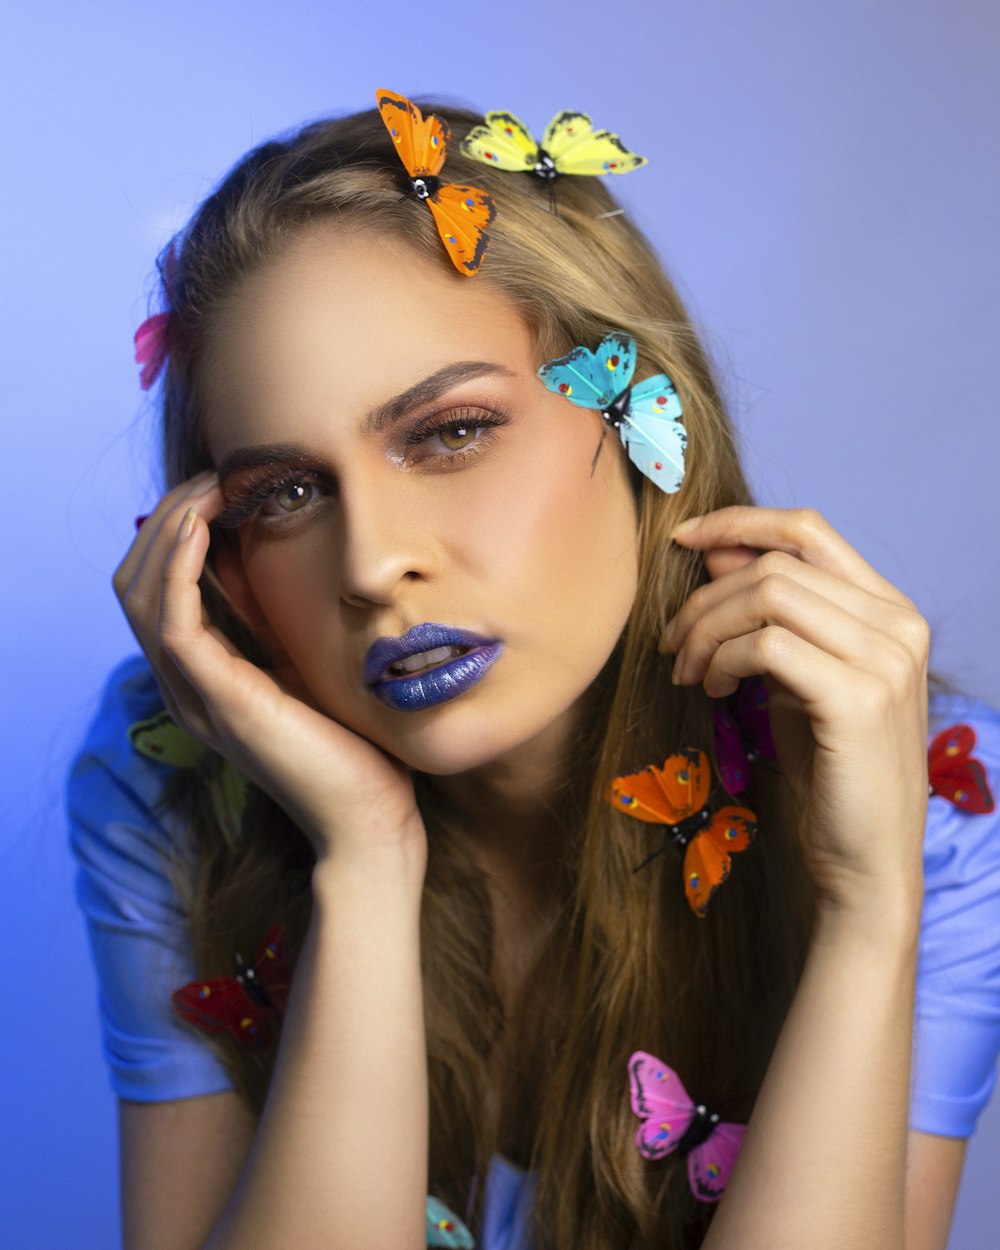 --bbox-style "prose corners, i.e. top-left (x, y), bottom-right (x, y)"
top-left (239, 536), bottom-right (342, 664)
top-left (458, 416), bottom-right (639, 643)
